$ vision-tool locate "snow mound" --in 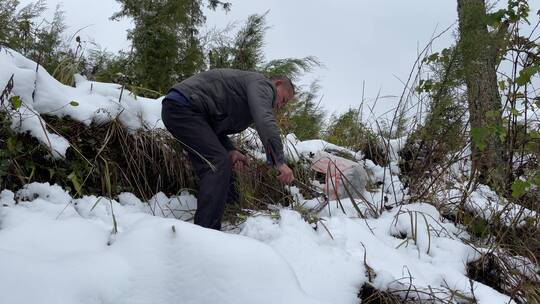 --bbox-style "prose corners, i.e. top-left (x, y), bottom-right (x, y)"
top-left (0, 183), bottom-right (324, 304)
top-left (0, 48), bottom-right (163, 158)
top-left (447, 183), bottom-right (537, 226)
